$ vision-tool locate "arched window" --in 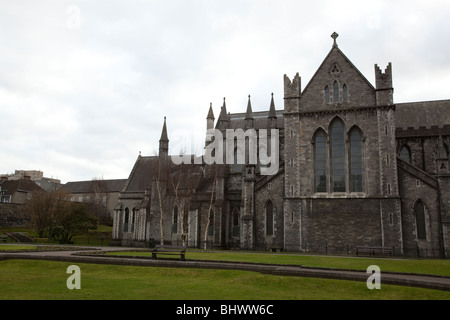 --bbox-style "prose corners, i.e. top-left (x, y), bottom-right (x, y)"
top-left (123, 207), bottom-right (129, 232)
top-left (172, 206), bottom-right (178, 234)
top-left (232, 208), bottom-right (240, 237)
top-left (324, 85), bottom-right (330, 103)
top-left (131, 208), bottom-right (136, 232)
top-left (349, 127), bottom-right (363, 192)
top-left (266, 200), bottom-right (274, 236)
top-left (330, 119), bottom-right (345, 192)
top-left (343, 84), bottom-right (348, 102)
top-left (399, 145), bottom-right (411, 163)
top-left (314, 130), bottom-right (327, 192)
top-left (233, 147), bottom-right (242, 172)
top-left (415, 201), bottom-right (427, 240)
top-left (207, 210), bottom-right (214, 236)
top-left (333, 81), bottom-right (339, 103)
